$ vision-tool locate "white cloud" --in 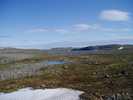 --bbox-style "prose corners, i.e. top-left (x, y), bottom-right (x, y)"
top-left (100, 10), bottom-right (130, 21)
top-left (54, 29), bottom-right (68, 33)
top-left (27, 28), bottom-right (68, 34)
top-left (72, 24), bottom-right (99, 31)
top-left (72, 23), bottom-right (132, 33)
top-left (26, 23), bottom-right (132, 34)
top-left (27, 28), bottom-right (48, 33)
top-left (0, 35), bottom-right (10, 38)
top-left (73, 24), bottom-right (91, 31)
top-left (100, 27), bottom-right (132, 32)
